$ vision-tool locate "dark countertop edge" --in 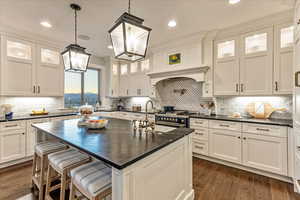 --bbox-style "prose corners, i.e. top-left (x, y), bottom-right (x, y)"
top-left (0, 112), bottom-right (79, 122)
top-left (95, 110), bottom-right (157, 114)
top-left (33, 123), bottom-right (193, 170)
top-left (189, 115), bottom-right (293, 128)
